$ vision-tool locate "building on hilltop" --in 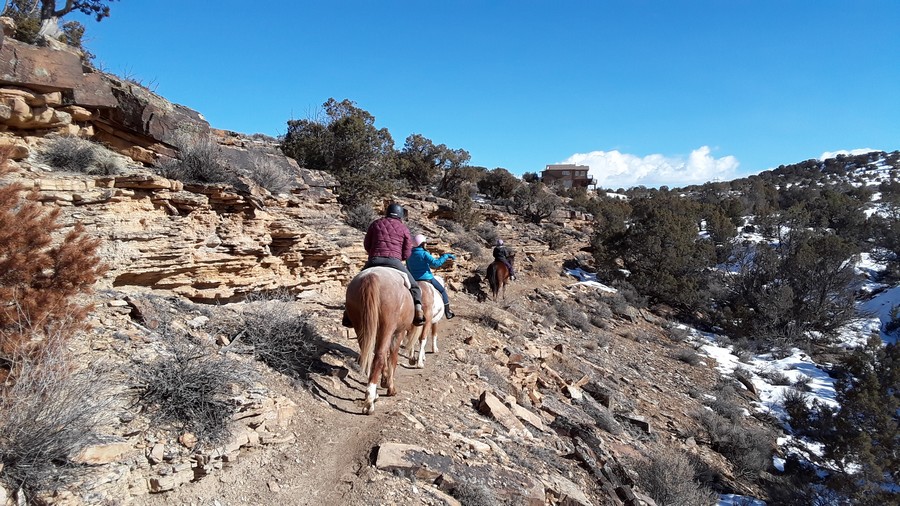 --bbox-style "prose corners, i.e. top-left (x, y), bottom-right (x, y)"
top-left (540, 164), bottom-right (595, 189)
